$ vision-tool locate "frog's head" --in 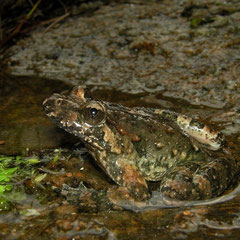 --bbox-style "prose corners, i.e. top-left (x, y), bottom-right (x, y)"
top-left (42, 86), bottom-right (121, 152)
